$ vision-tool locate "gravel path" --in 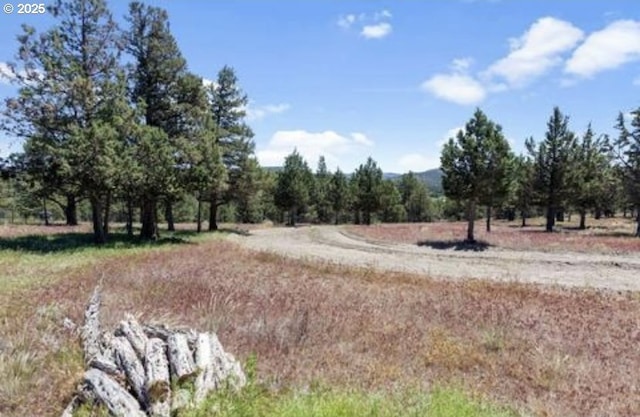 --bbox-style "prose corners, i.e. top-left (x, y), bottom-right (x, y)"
top-left (228, 226), bottom-right (640, 291)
